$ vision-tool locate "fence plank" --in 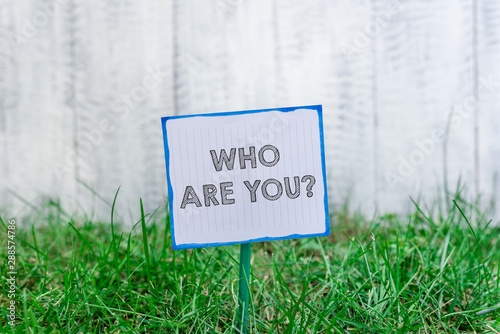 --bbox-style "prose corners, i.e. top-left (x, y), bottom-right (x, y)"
top-left (376, 0), bottom-right (476, 215)
top-left (478, 1), bottom-right (500, 221)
